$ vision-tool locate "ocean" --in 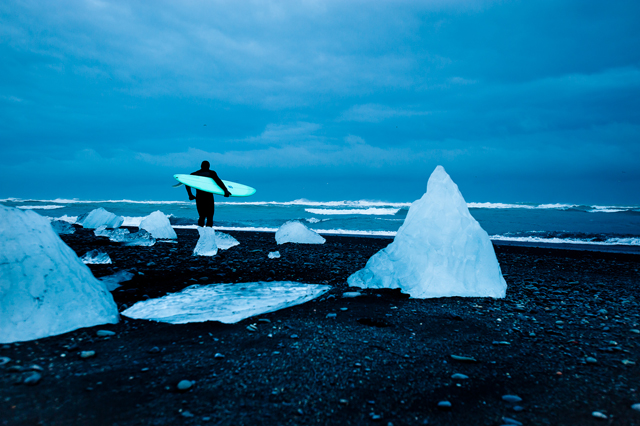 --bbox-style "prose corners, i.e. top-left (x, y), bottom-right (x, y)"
top-left (2, 198), bottom-right (640, 253)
